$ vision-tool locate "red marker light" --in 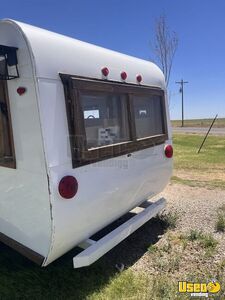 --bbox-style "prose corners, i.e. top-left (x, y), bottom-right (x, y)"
top-left (164, 145), bottom-right (173, 158)
top-left (136, 74), bottom-right (142, 83)
top-left (17, 87), bottom-right (26, 95)
top-left (101, 67), bottom-right (109, 77)
top-left (58, 176), bottom-right (78, 199)
top-left (121, 71), bottom-right (127, 80)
